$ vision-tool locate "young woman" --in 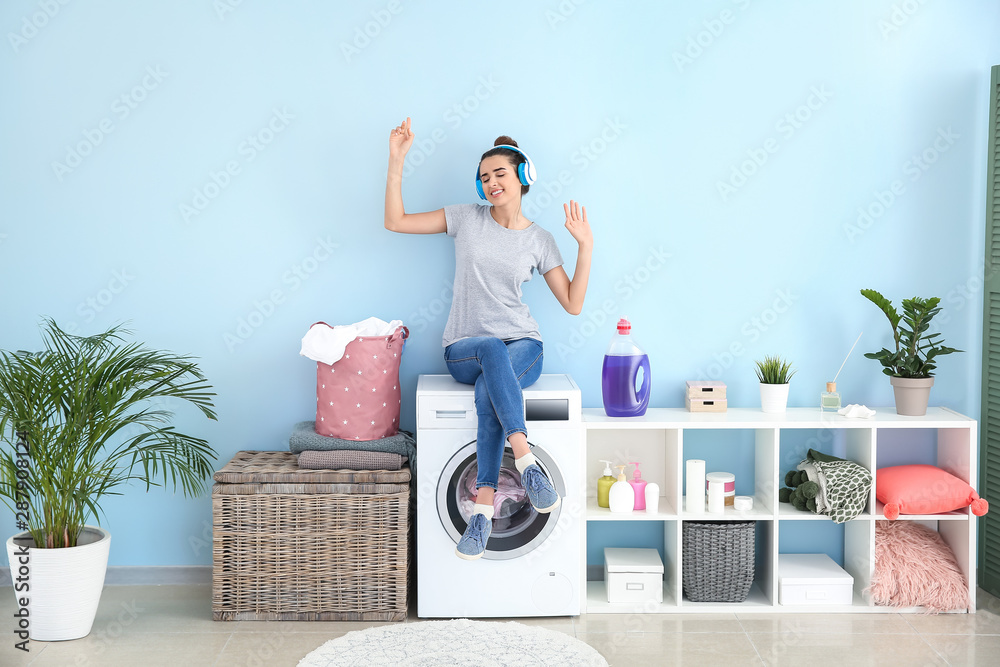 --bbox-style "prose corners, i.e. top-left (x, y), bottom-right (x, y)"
top-left (384, 117), bottom-right (593, 560)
